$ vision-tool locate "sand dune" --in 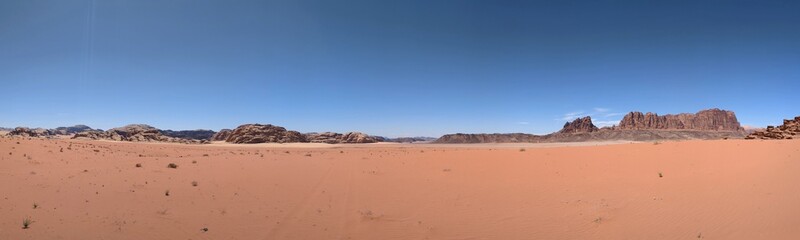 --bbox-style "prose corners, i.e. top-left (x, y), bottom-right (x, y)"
top-left (1, 137), bottom-right (799, 239)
